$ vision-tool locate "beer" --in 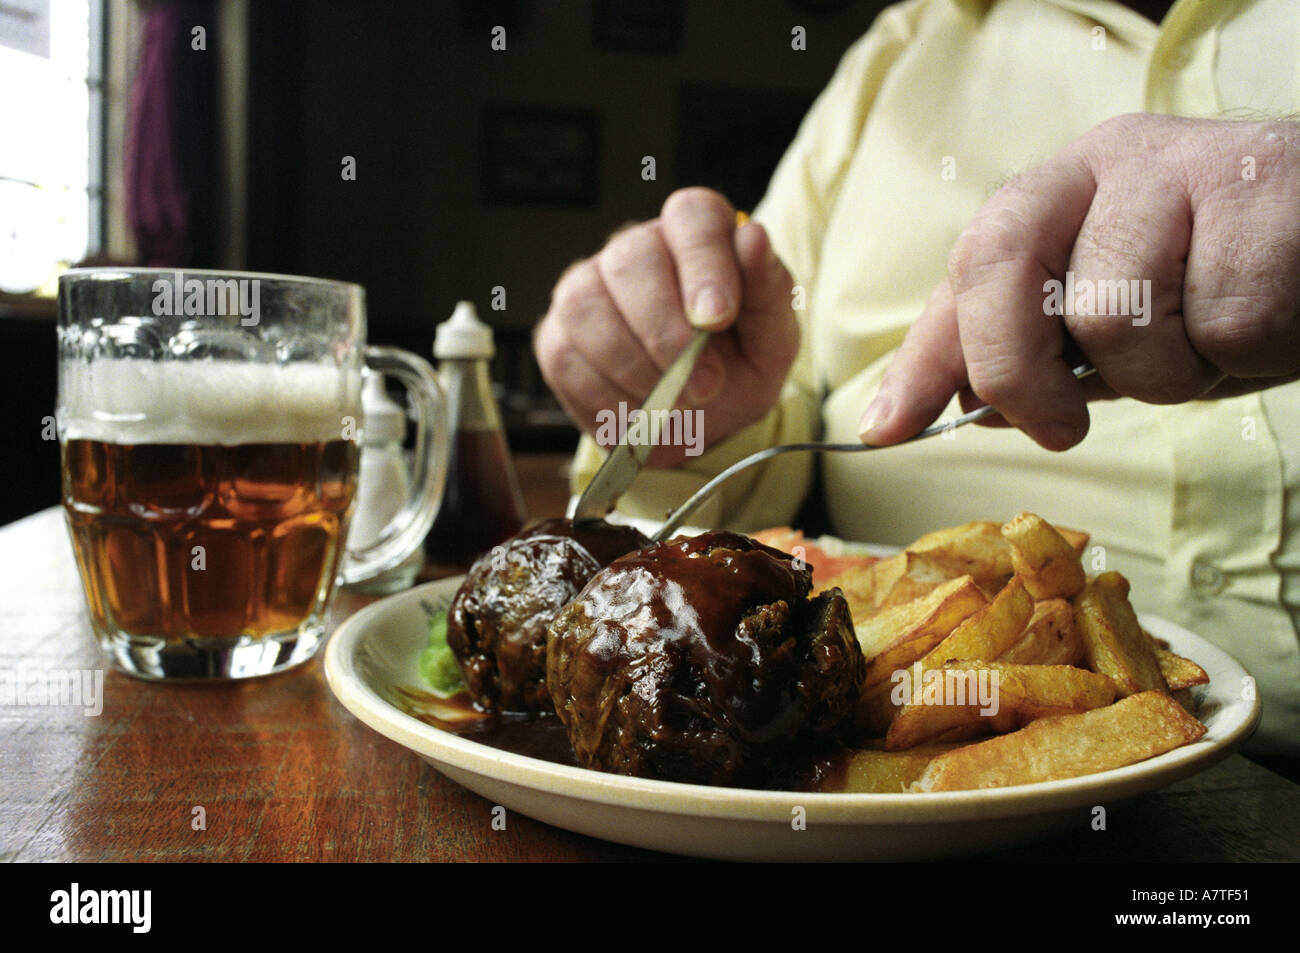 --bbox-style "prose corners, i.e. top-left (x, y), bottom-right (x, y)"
top-left (59, 359), bottom-right (360, 670)
top-left (59, 268), bottom-right (449, 679)
top-left (63, 438), bottom-right (358, 641)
